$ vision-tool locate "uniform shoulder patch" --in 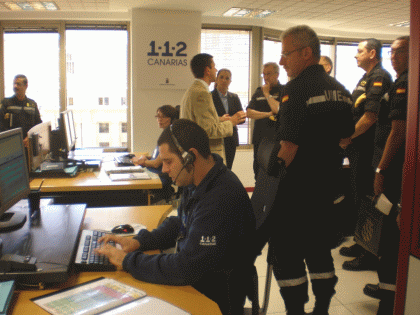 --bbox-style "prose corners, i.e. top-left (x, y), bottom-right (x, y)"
top-left (396, 88), bottom-right (406, 94)
top-left (282, 95), bottom-right (289, 103)
top-left (373, 82), bottom-right (383, 87)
